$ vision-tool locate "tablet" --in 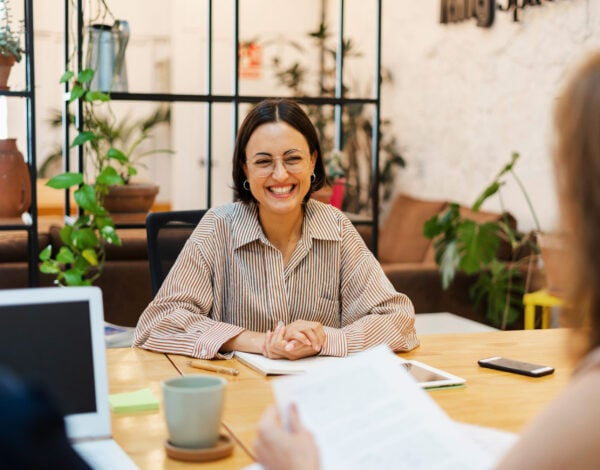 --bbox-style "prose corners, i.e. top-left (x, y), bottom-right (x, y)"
top-left (398, 359), bottom-right (466, 389)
